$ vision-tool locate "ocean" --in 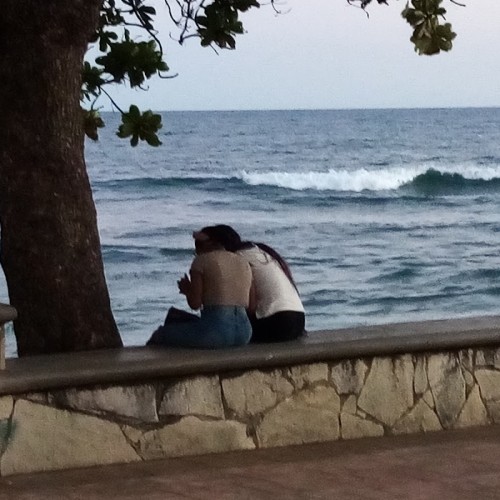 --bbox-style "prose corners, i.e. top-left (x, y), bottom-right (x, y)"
top-left (3, 107), bottom-right (500, 354)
